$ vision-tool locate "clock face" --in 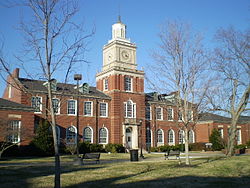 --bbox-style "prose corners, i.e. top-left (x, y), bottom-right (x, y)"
top-left (121, 50), bottom-right (130, 61)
